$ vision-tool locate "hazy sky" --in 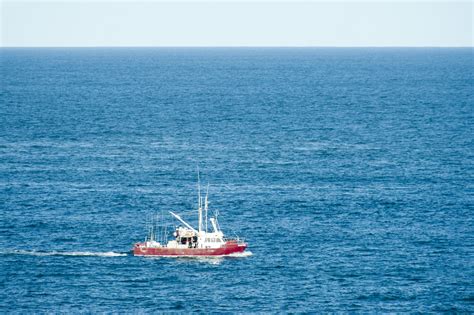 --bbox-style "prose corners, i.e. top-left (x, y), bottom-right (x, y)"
top-left (1, 1), bottom-right (473, 47)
